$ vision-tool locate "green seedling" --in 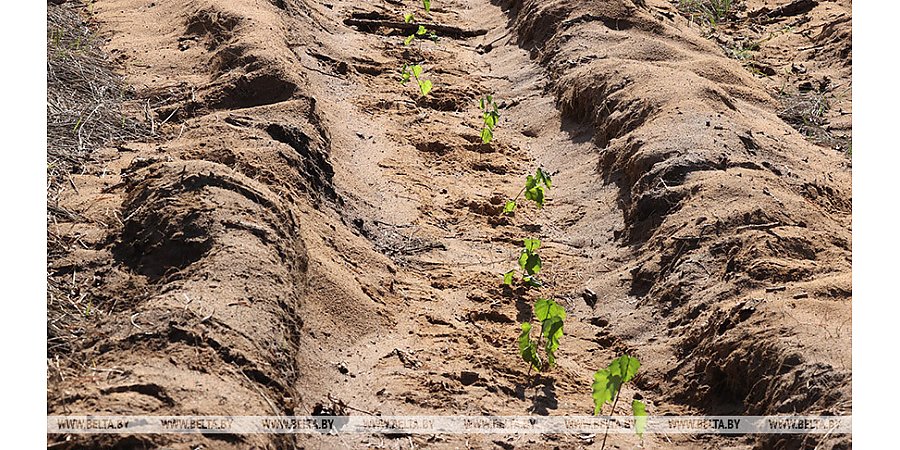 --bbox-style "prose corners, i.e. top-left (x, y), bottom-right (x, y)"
top-left (535, 298), bottom-right (565, 367)
top-left (404, 25), bottom-right (427, 45)
top-left (518, 298), bottom-right (566, 373)
top-left (400, 64), bottom-right (433, 96)
top-left (479, 95), bottom-right (500, 143)
top-left (402, 14), bottom-right (436, 45)
top-left (592, 355), bottom-right (646, 447)
top-left (422, 0), bottom-right (431, 13)
top-left (502, 238), bottom-right (543, 287)
top-left (503, 168), bottom-right (552, 214)
top-left (518, 237), bottom-right (542, 283)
